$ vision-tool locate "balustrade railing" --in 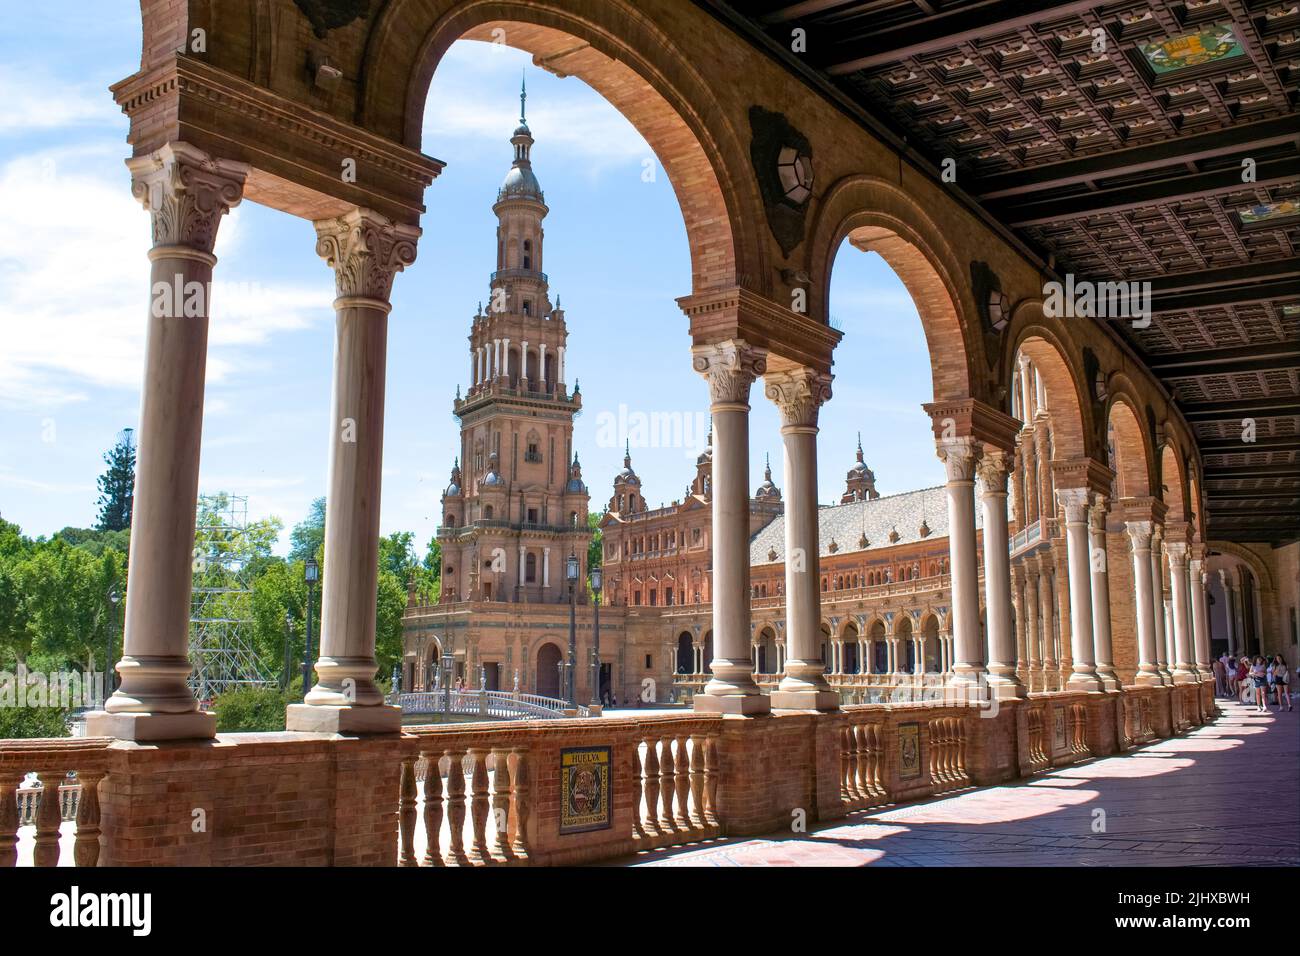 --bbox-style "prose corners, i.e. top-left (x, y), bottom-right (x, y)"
top-left (398, 690), bottom-right (591, 720)
top-left (1, 738), bottom-right (112, 868)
